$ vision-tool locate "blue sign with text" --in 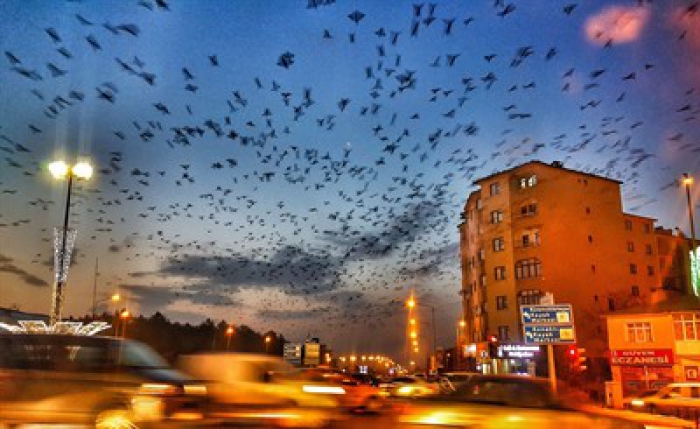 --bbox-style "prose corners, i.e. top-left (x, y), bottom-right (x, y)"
top-left (523, 324), bottom-right (576, 344)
